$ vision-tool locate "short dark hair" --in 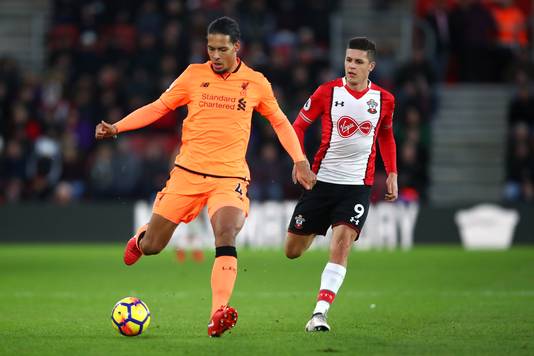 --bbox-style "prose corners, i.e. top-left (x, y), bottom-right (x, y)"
top-left (347, 37), bottom-right (376, 62)
top-left (207, 17), bottom-right (241, 43)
